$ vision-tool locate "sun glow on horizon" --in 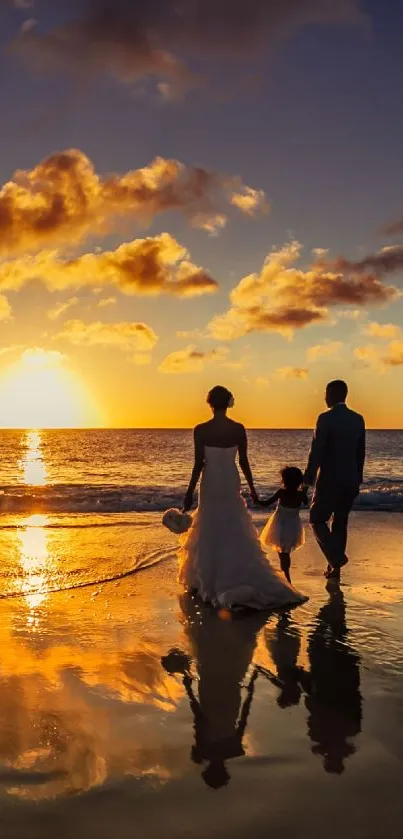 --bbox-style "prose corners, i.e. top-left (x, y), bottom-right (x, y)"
top-left (0, 349), bottom-right (105, 429)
